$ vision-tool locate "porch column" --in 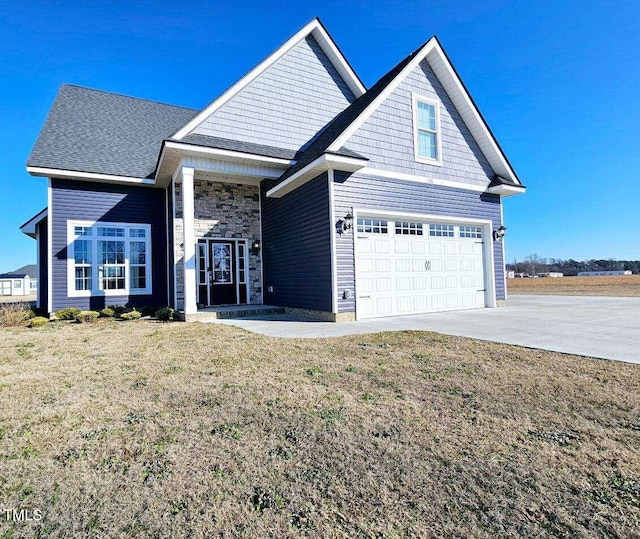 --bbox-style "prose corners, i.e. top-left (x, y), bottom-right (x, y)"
top-left (180, 166), bottom-right (197, 314)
